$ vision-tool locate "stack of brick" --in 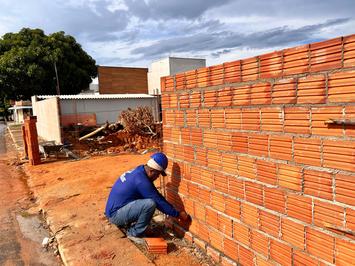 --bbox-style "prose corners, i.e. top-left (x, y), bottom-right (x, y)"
top-left (161, 35), bottom-right (355, 265)
top-left (144, 238), bottom-right (168, 254)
